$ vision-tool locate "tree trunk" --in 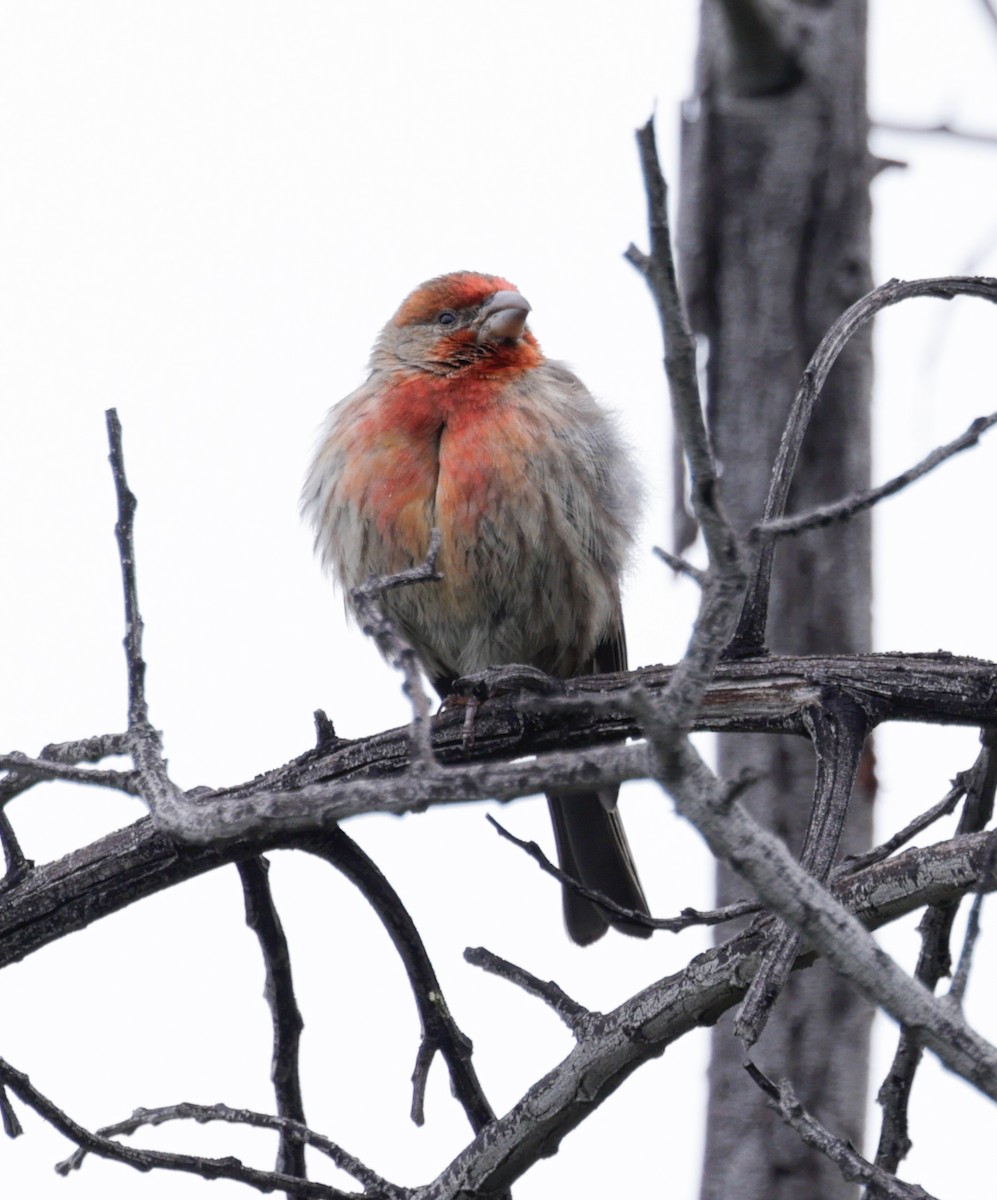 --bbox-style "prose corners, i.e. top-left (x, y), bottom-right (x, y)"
top-left (678, 3), bottom-right (875, 1198)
